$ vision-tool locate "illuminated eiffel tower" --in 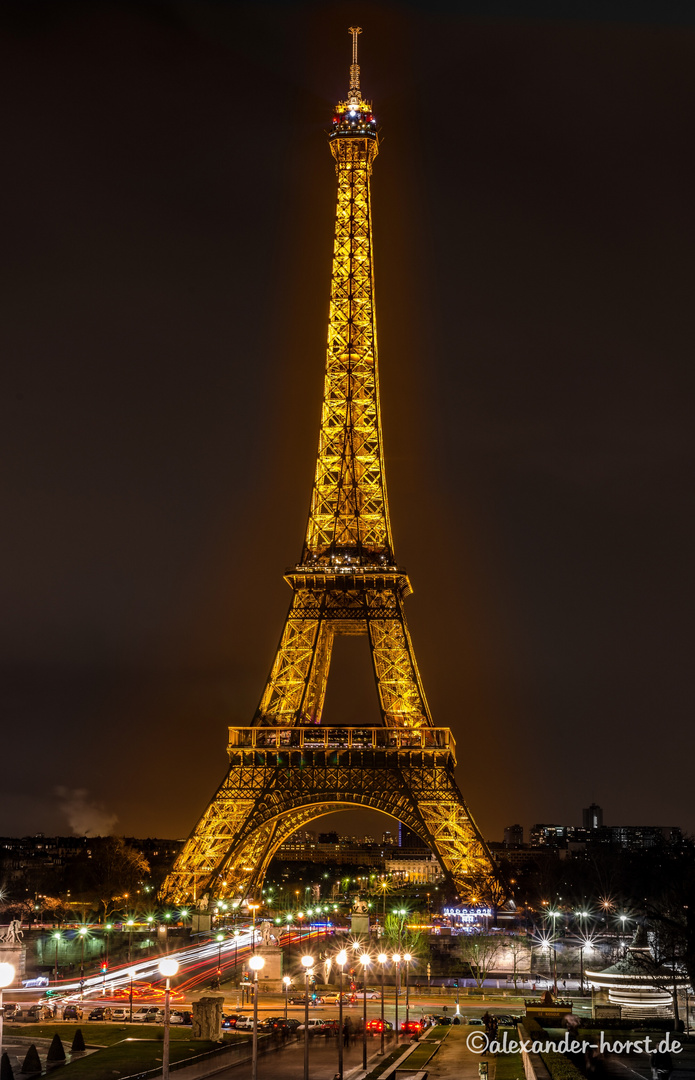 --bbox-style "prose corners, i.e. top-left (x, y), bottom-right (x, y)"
top-left (163, 28), bottom-right (501, 907)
